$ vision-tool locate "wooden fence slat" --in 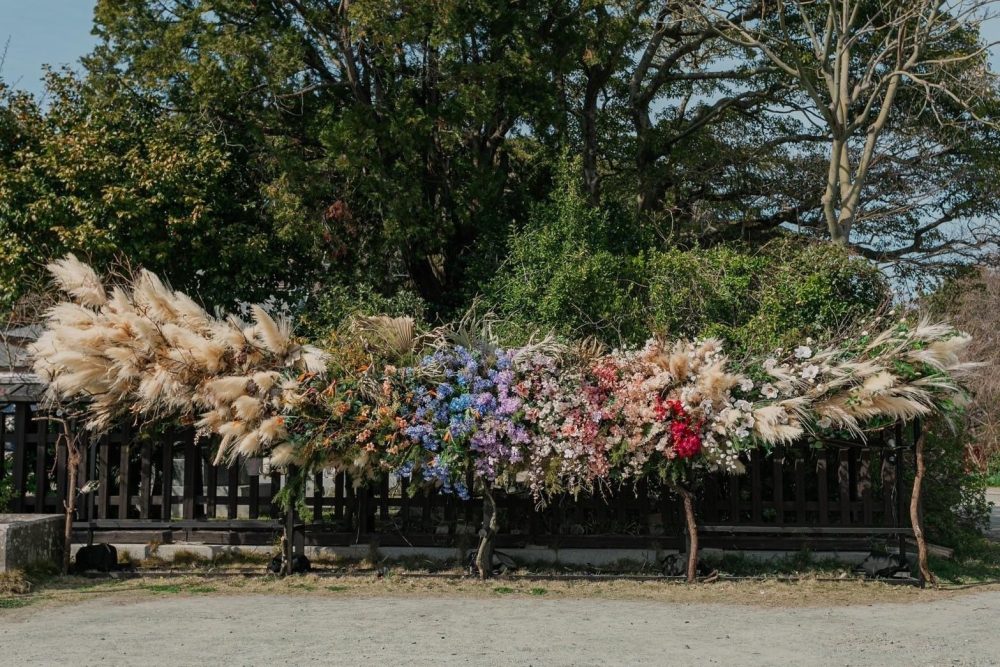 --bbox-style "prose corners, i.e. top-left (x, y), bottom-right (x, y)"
top-left (139, 440), bottom-right (152, 519)
top-left (34, 417), bottom-right (48, 513)
top-left (0, 410), bottom-right (6, 482)
top-left (334, 471), bottom-right (345, 521)
top-left (772, 446), bottom-right (784, 525)
top-left (11, 404), bottom-right (26, 511)
top-left (227, 463), bottom-right (239, 520)
top-left (119, 433), bottom-right (132, 520)
top-left (161, 437), bottom-right (174, 520)
top-left (312, 472), bottom-right (323, 522)
top-left (750, 449), bottom-right (762, 523)
top-left (55, 429), bottom-right (67, 513)
top-left (206, 450), bottom-right (218, 520)
top-left (860, 449), bottom-right (873, 526)
top-left (817, 456), bottom-right (828, 525)
top-left (183, 434), bottom-right (197, 520)
top-left (838, 448), bottom-right (851, 525)
top-left (248, 464), bottom-right (260, 520)
top-left (794, 451), bottom-right (806, 524)
top-left (728, 476), bottom-right (740, 524)
top-left (97, 436), bottom-right (110, 519)
top-left (269, 469), bottom-right (281, 519)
